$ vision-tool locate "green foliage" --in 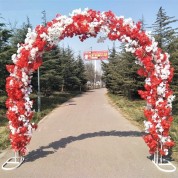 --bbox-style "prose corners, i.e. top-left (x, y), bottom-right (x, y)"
top-left (85, 62), bottom-right (95, 83)
top-left (10, 16), bottom-right (32, 47)
top-left (102, 45), bottom-right (144, 99)
top-left (32, 46), bottom-right (87, 95)
top-left (152, 6), bottom-right (178, 52)
top-left (75, 54), bottom-right (87, 91)
top-left (0, 16), bottom-right (14, 94)
top-left (102, 46), bottom-right (124, 95)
